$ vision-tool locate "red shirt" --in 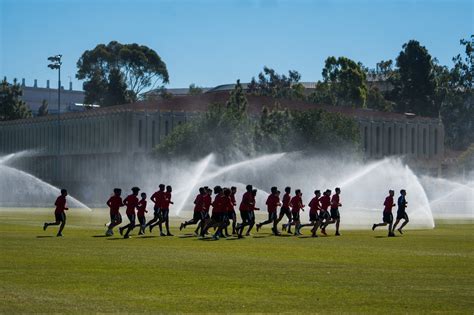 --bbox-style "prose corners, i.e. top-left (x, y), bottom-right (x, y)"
top-left (224, 195), bottom-right (234, 213)
top-left (151, 191), bottom-right (166, 208)
top-left (239, 191), bottom-right (254, 212)
top-left (124, 194), bottom-right (139, 215)
top-left (161, 192), bottom-right (172, 209)
top-left (137, 199), bottom-right (148, 217)
top-left (384, 196), bottom-right (394, 213)
top-left (282, 193), bottom-right (291, 208)
top-left (266, 194), bottom-right (280, 213)
top-left (230, 193), bottom-right (236, 210)
top-left (331, 194), bottom-right (340, 209)
top-left (203, 194), bottom-right (212, 213)
top-left (193, 194), bottom-right (204, 212)
top-left (320, 195), bottom-right (330, 211)
top-left (107, 195), bottom-right (123, 215)
top-left (54, 195), bottom-right (67, 214)
top-left (290, 195), bottom-right (303, 213)
top-left (309, 196), bottom-right (320, 214)
top-left (212, 194), bottom-right (225, 214)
